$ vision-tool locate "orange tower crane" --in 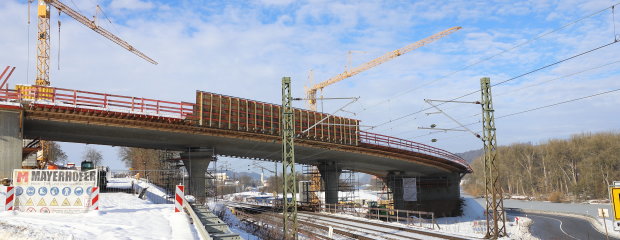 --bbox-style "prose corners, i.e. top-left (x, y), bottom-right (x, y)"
top-left (304, 26), bottom-right (462, 209)
top-left (30, 0), bottom-right (157, 168)
top-left (305, 26), bottom-right (462, 111)
top-left (34, 0), bottom-right (157, 86)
